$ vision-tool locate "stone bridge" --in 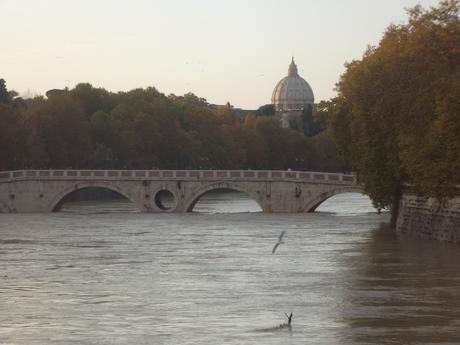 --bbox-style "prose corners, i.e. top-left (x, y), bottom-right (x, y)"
top-left (0, 170), bottom-right (363, 213)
